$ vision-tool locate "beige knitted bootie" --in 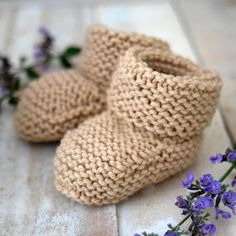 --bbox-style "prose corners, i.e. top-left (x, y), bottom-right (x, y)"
top-left (15, 25), bottom-right (169, 142)
top-left (54, 47), bottom-right (222, 205)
